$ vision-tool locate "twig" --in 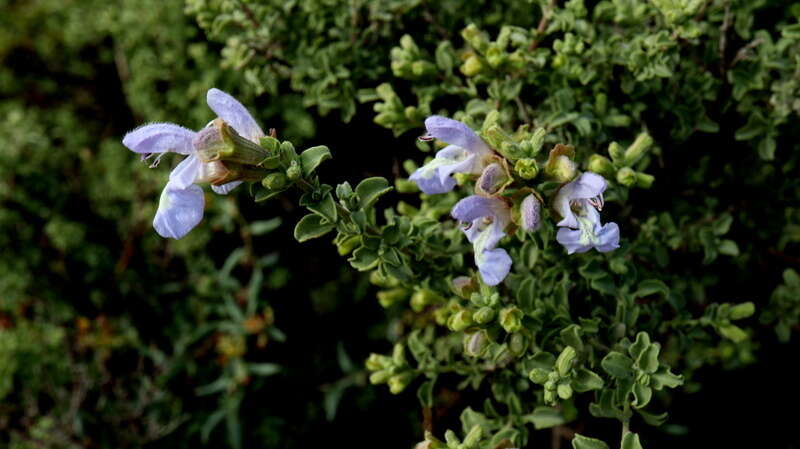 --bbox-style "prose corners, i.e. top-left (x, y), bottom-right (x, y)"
top-left (719, 0), bottom-right (732, 75)
top-left (730, 38), bottom-right (766, 68)
top-left (529, 0), bottom-right (557, 51)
